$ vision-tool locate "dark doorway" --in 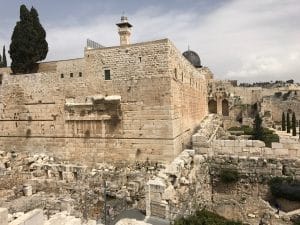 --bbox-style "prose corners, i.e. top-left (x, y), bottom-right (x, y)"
top-left (222, 99), bottom-right (229, 116)
top-left (208, 99), bottom-right (217, 114)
